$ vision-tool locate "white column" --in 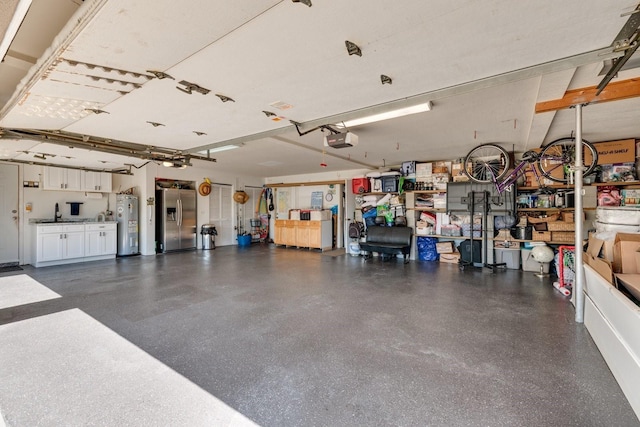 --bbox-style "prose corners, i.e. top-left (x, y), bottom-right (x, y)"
top-left (574, 104), bottom-right (585, 323)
